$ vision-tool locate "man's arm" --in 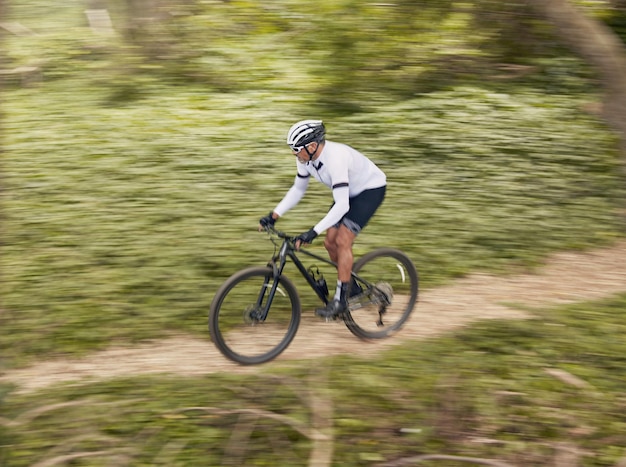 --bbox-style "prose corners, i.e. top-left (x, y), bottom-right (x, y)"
top-left (274, 172), bottom-right (310, 217)
top-left (313, 183), bottom-right (350, 234)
